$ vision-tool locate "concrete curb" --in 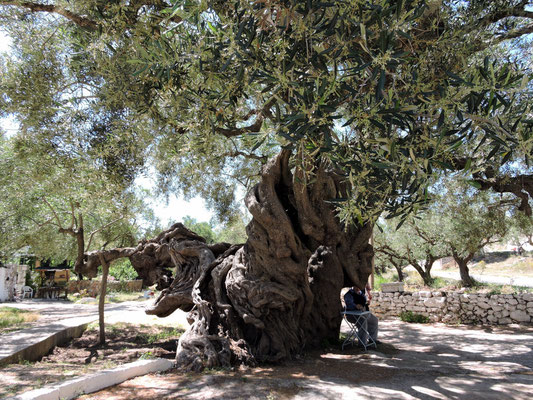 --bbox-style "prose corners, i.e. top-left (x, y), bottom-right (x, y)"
top-left (0, 318), bottom-right (96, 366)
top-left (9, 358), bottom-right (175, 400)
